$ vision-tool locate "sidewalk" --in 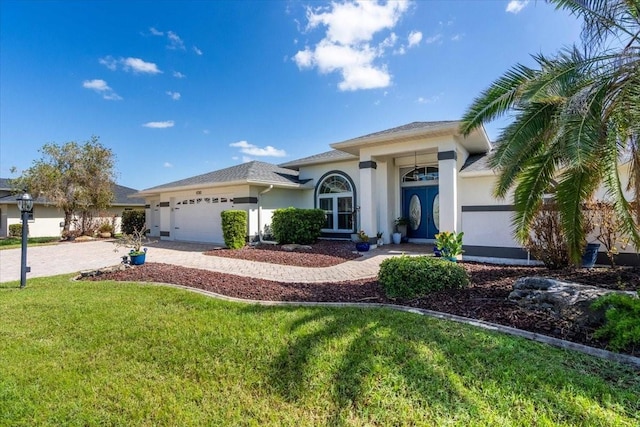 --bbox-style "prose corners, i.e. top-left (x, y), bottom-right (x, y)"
top-left (0, 240), bottom-right (430, 284)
